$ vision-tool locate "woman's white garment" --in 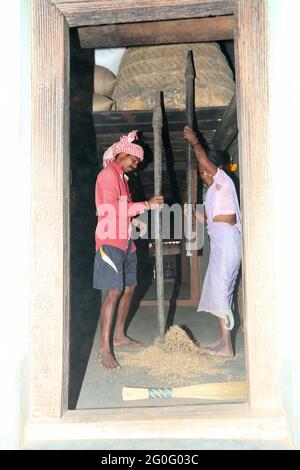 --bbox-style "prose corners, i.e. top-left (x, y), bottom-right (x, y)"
top-left (197, 169), bottom-right (242, 330)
